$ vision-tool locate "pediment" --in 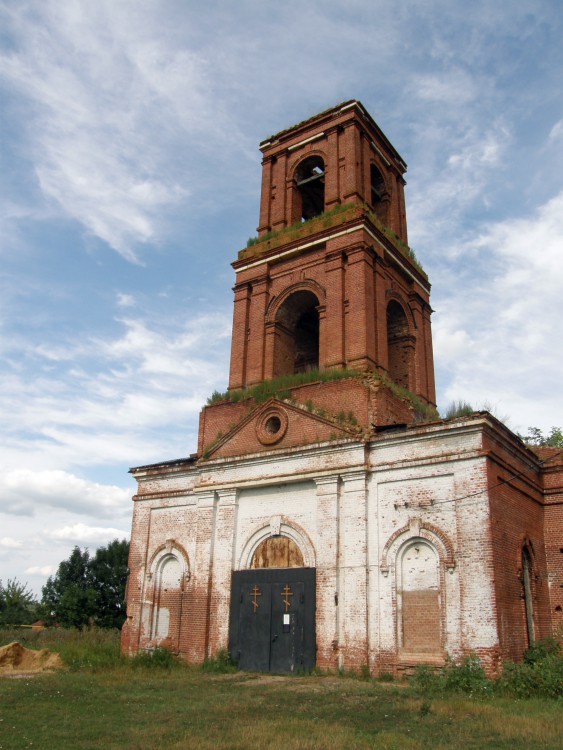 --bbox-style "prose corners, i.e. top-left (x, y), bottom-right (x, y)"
top-left (203, 398), bottom-right (357, 460)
